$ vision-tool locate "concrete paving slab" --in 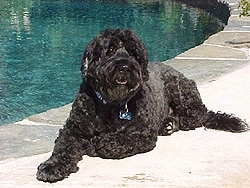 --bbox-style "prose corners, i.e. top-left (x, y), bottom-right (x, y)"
top-left (0, 124), bottom-right (60, 160)
top-left (27, 103), bottom-right (72, 126)
top-left (165, 59), bottom-right (248, 84)
top-left (204, 31), bottom-right (250, 48)
top-left (224, 16), bottom-right (250, 31)
top-left (176, 44), bottom-right (246, 59)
